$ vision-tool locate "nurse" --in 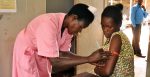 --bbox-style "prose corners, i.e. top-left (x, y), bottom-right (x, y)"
top-left (12, 3), bottom-right (108, 77)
